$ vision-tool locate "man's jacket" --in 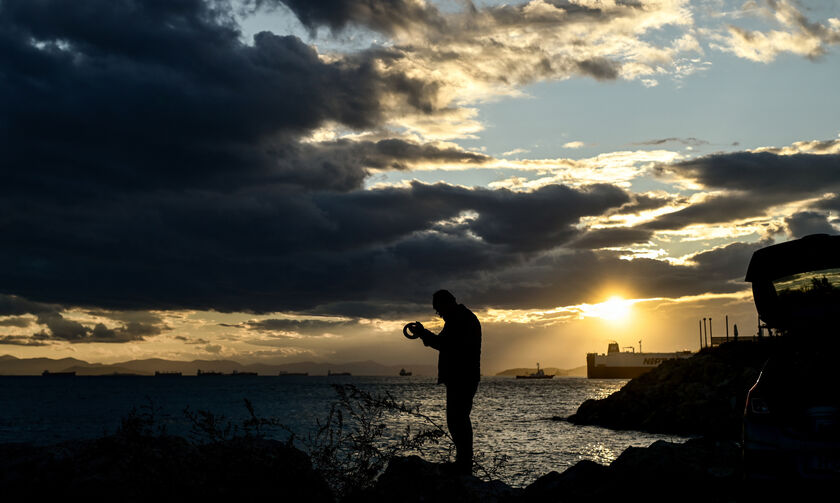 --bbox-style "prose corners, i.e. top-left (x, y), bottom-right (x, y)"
top-left (421, 304), bottom-right (481, 385)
